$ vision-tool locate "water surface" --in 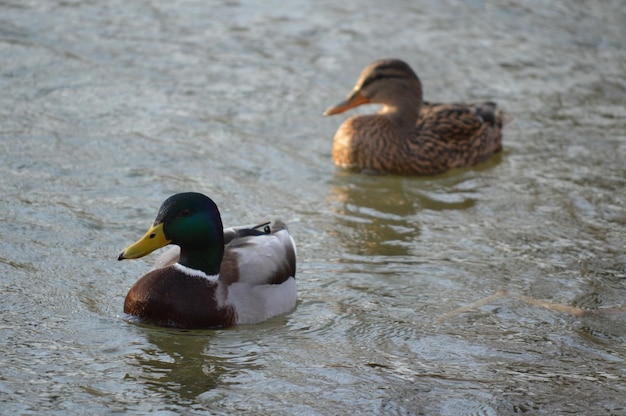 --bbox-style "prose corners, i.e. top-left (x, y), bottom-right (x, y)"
top-left (1, 0), bottom-right (625, 414)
